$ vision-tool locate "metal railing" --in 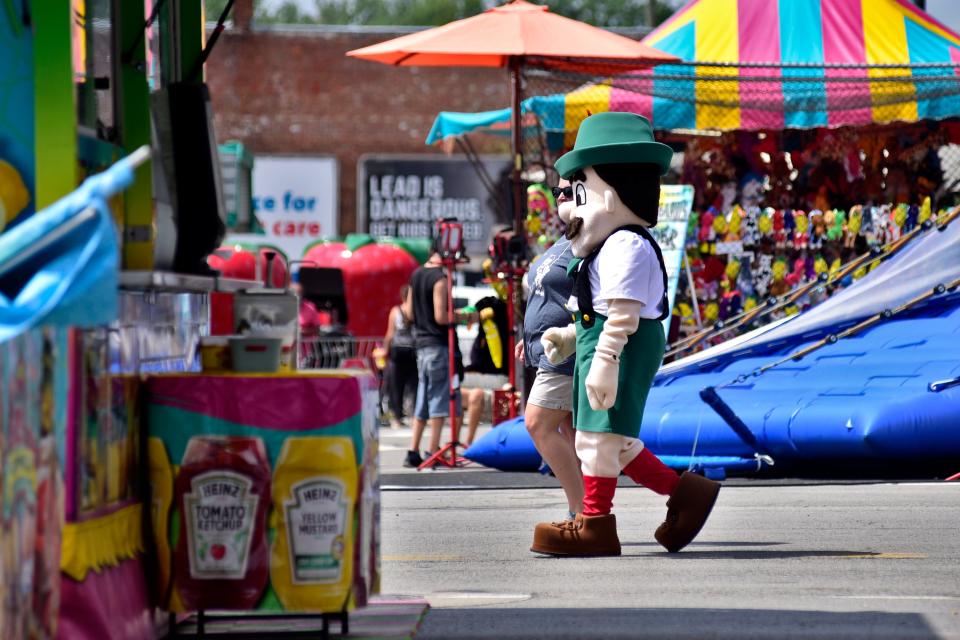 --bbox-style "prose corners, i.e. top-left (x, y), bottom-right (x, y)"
top-left (298, 335), bottom-right (384, 370)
